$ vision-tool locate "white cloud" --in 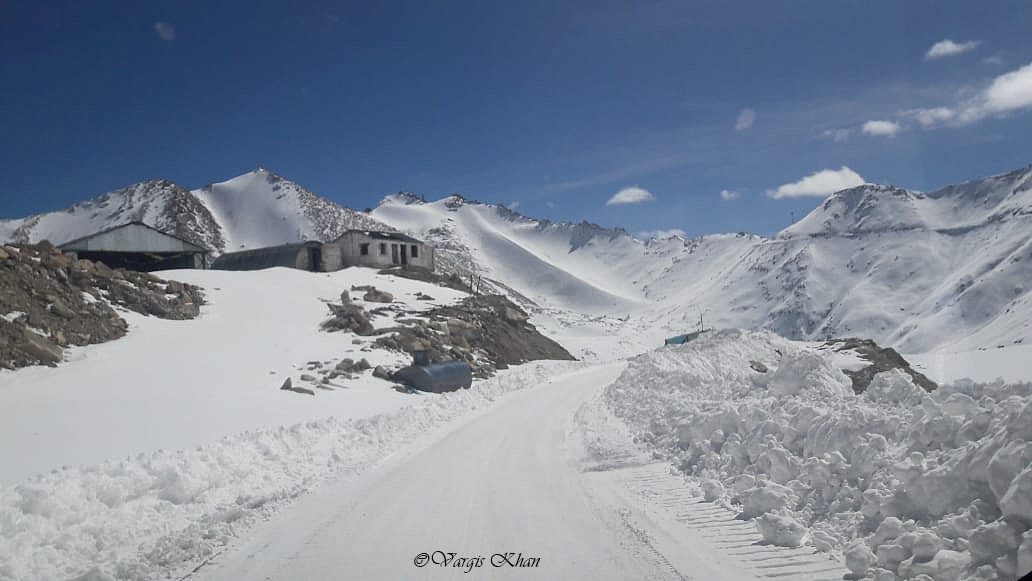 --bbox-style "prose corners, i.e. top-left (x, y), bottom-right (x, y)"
top-left (637, 229), bottom-right (686, 240)
top-left (606, 186), bottom-right (654, 206)
top-left (904, 106), bottom-right (956, 126)
top-left (719, 189), bottom-right (740, 201)
top-left (506, 201), bottom-right (520, 210)
top-left (861, 120), bottom-right (900, 137)
top-left (822, 128), bottom-right (852, 142)
top-left (545, 201), bottom-right (556, 208)
top-left (734, 108), bottom-right (756, 131)
top-left (925, 39), bottom-right (979, 59)
top-left (767, 166), bottom-right (866, 199)
top-left (983, 55), bottom-right (1005, 67)
top-left (917, 61), bottom-right (1032, 126)
top-left (980, 61), bottom-right (1032, 115)
top-left (154, 21), bottom-right (176, 41)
